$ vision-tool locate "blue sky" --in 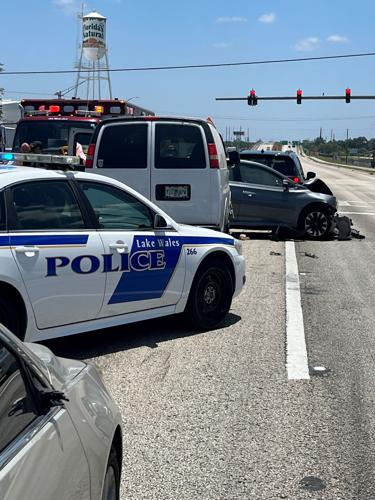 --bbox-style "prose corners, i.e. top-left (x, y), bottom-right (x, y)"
top-left (1, 0), bottom-right (375, 141)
